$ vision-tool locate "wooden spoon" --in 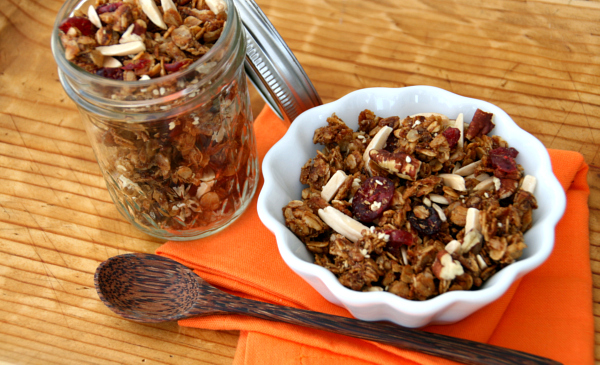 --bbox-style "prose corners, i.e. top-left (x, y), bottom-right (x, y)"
top-left (94, 253), bottom-right (561, 365)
